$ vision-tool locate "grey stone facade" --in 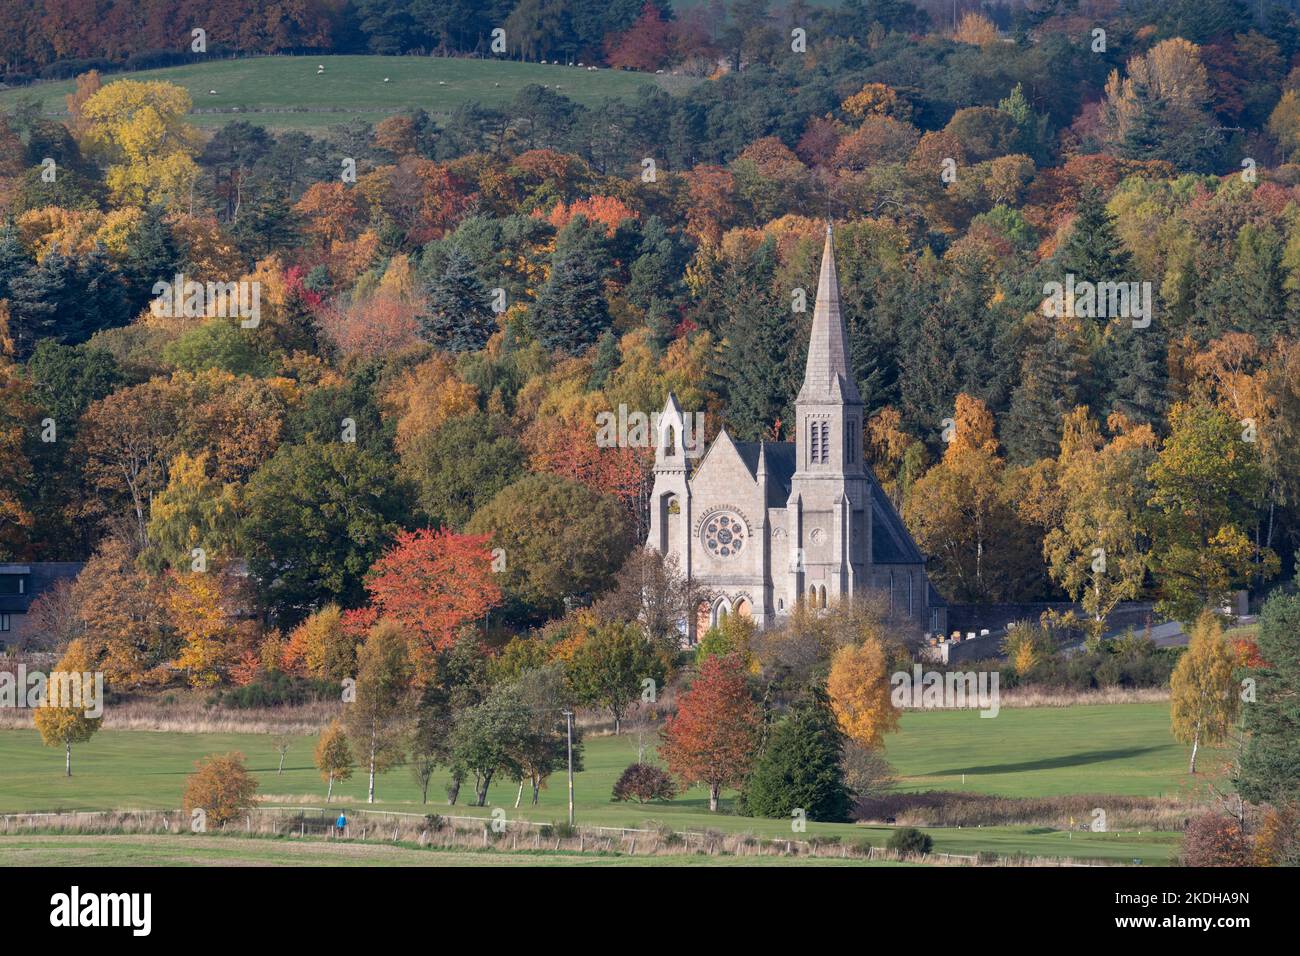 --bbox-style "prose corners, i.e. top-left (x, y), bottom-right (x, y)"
top-left (646, 224), bottom-right (944, 640)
